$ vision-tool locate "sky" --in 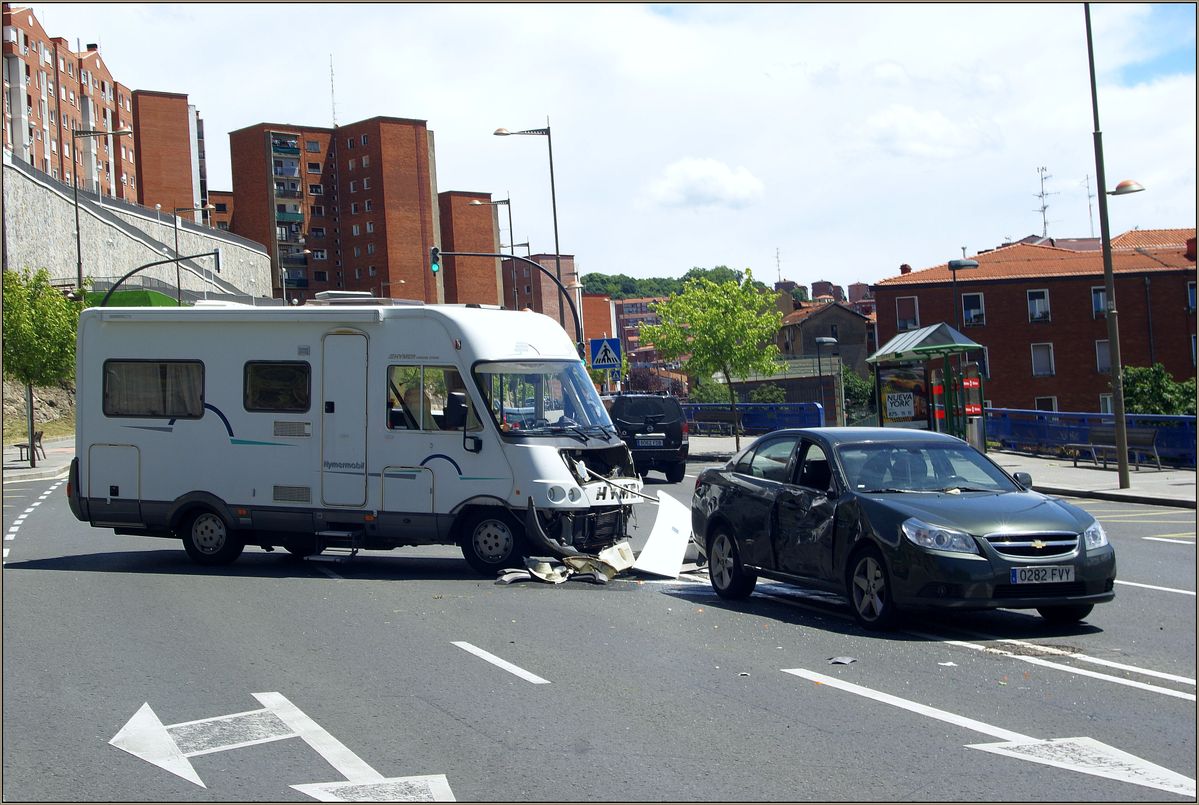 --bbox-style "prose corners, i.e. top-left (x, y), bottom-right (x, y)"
top-left (31, 3), bottom-right (1196, 291)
